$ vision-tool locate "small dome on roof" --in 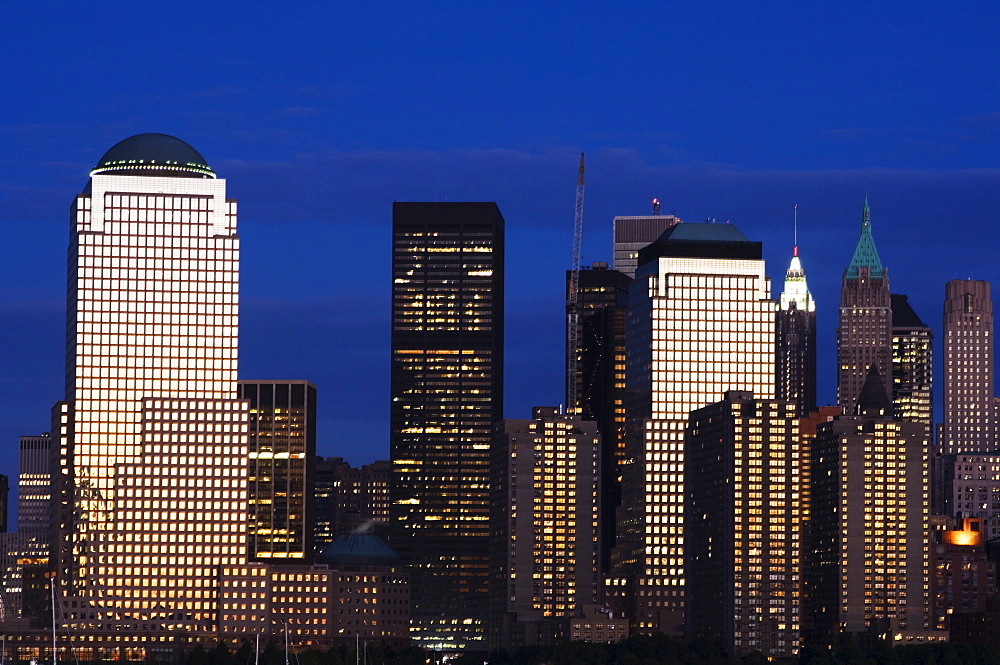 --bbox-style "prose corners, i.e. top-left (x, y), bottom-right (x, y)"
top-left (91, 133), bottom-right (215, 178)
top-left (317, 533), bottom-right (401, 567)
